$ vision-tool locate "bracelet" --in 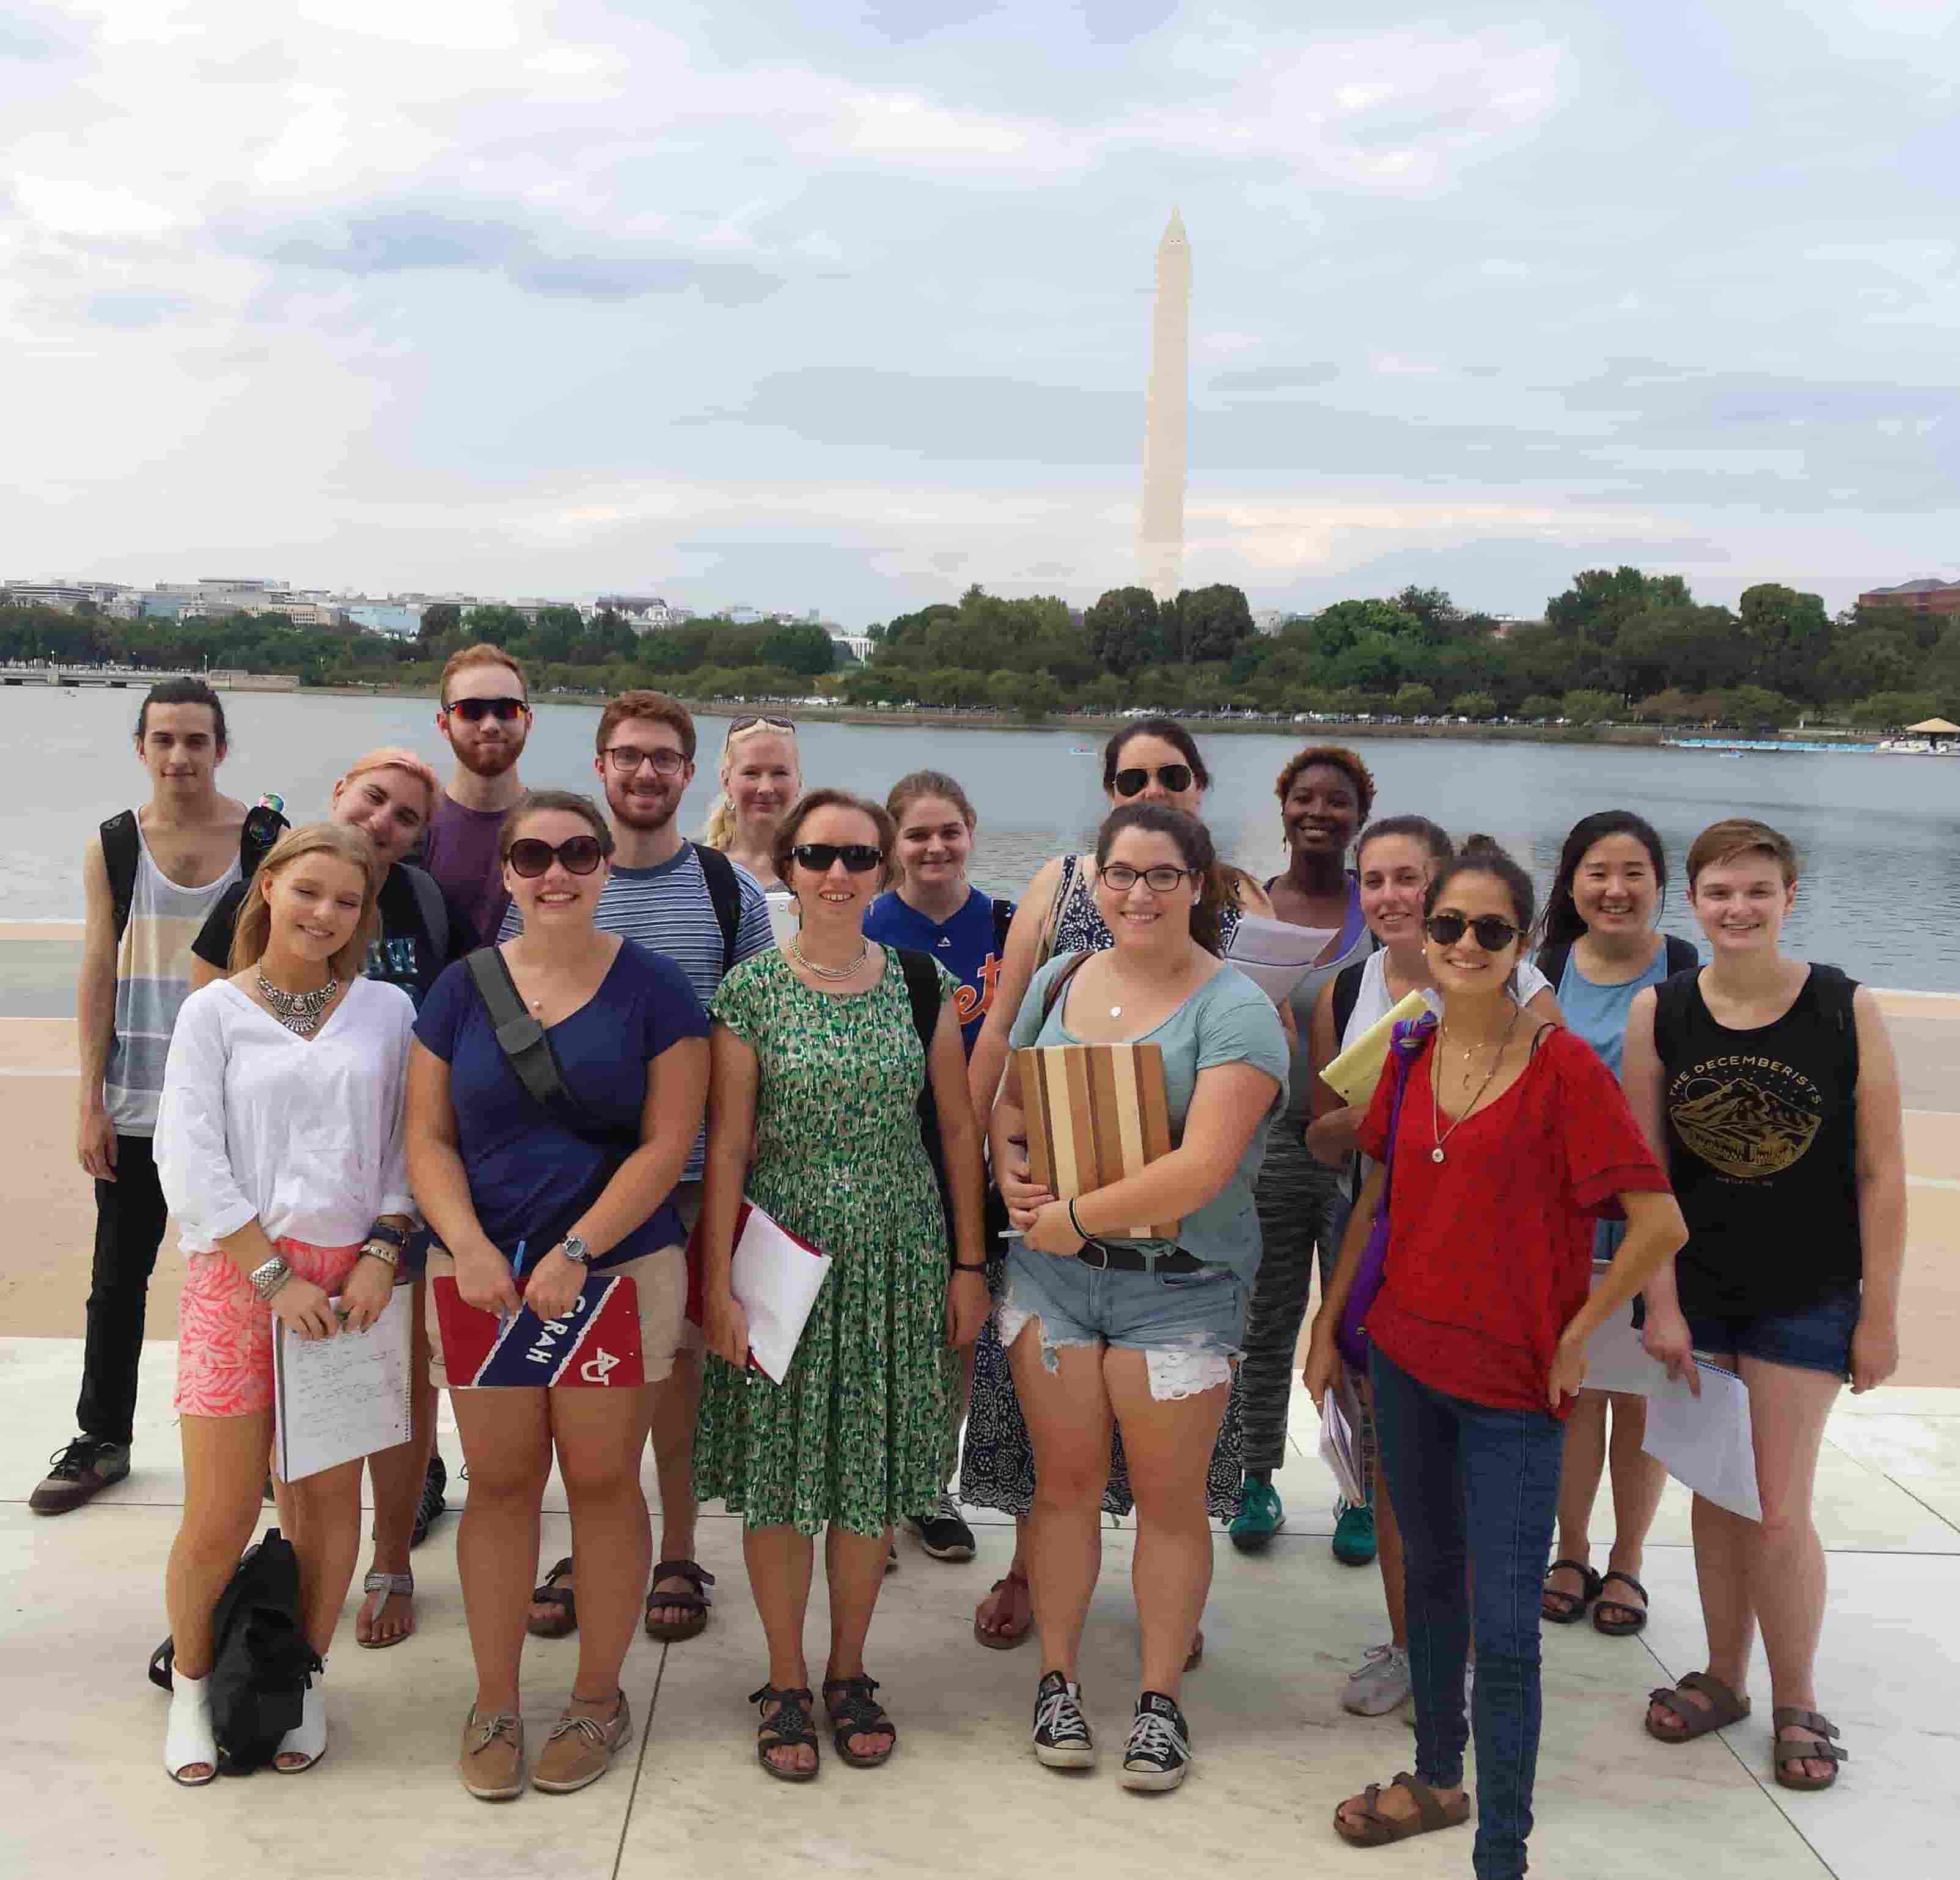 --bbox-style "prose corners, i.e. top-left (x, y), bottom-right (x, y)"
top-left (248, 1254), bottom-right (292, 1304)
top-left (358, 1241), bottom-right (400, 1270)
top-left (1066, 1196), bottom-right (1088, 1243)
top-left (363, 1220), bottom-right (409, 1251)
top-left (953, 1260), bottom-right (988, 1273)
